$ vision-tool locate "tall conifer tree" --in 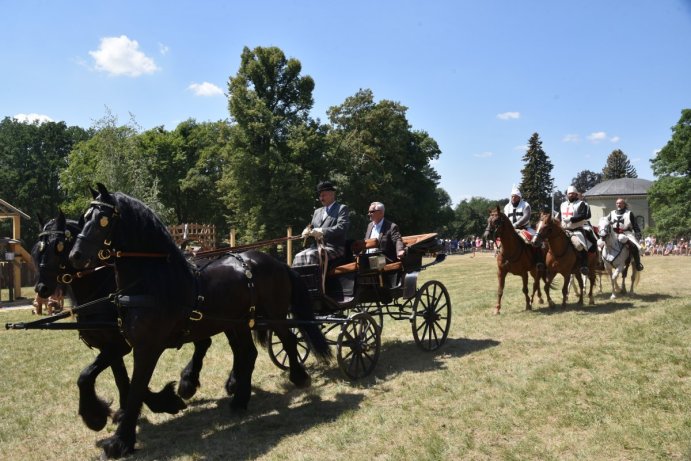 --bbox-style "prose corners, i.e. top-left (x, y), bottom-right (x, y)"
top-left (602, 149), bottom-right (637, 179)
top-left (519, 132), bottom-right (554, 220)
